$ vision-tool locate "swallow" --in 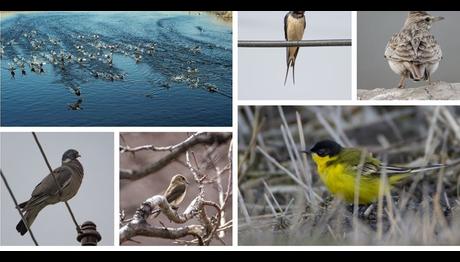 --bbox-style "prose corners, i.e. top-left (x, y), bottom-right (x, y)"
top-left (284, 11), bottom-right (306, 86)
